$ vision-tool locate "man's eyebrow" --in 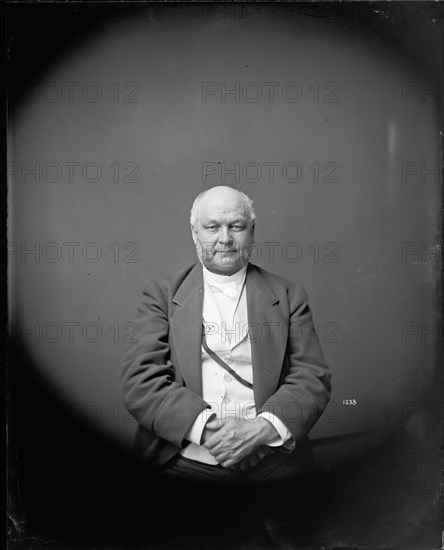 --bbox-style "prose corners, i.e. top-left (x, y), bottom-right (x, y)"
top-left (203, 218), bottom-right (248, 225)
top-left (231, 215), bottom-right (249, 223)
